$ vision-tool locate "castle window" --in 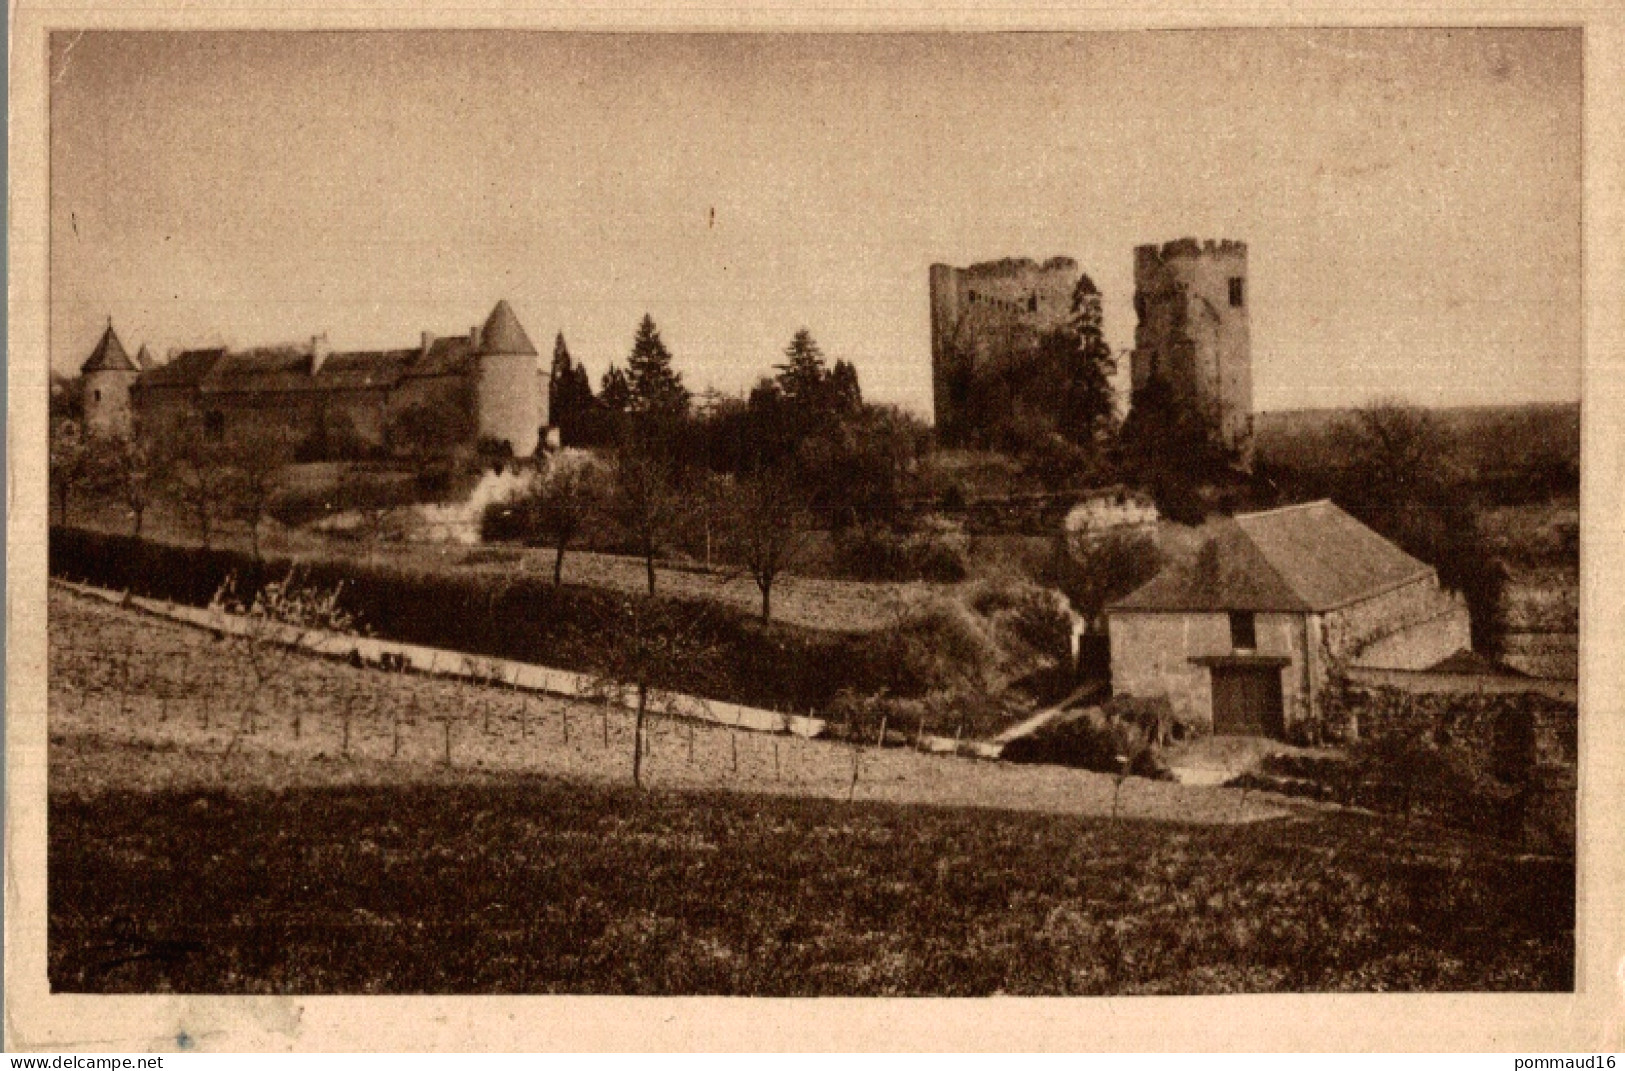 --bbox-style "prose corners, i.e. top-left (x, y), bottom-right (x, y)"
top-left (1028, 294), bottom-right (1038, 312)
top-left (93, 389), bottom-right (101, 403)
top-left (1229, 277), bottom-right (1245, 307)
top-left (1229, 611), bottom-right (1256, 651)
top-left (204, 410), bottom-right (225, 441)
